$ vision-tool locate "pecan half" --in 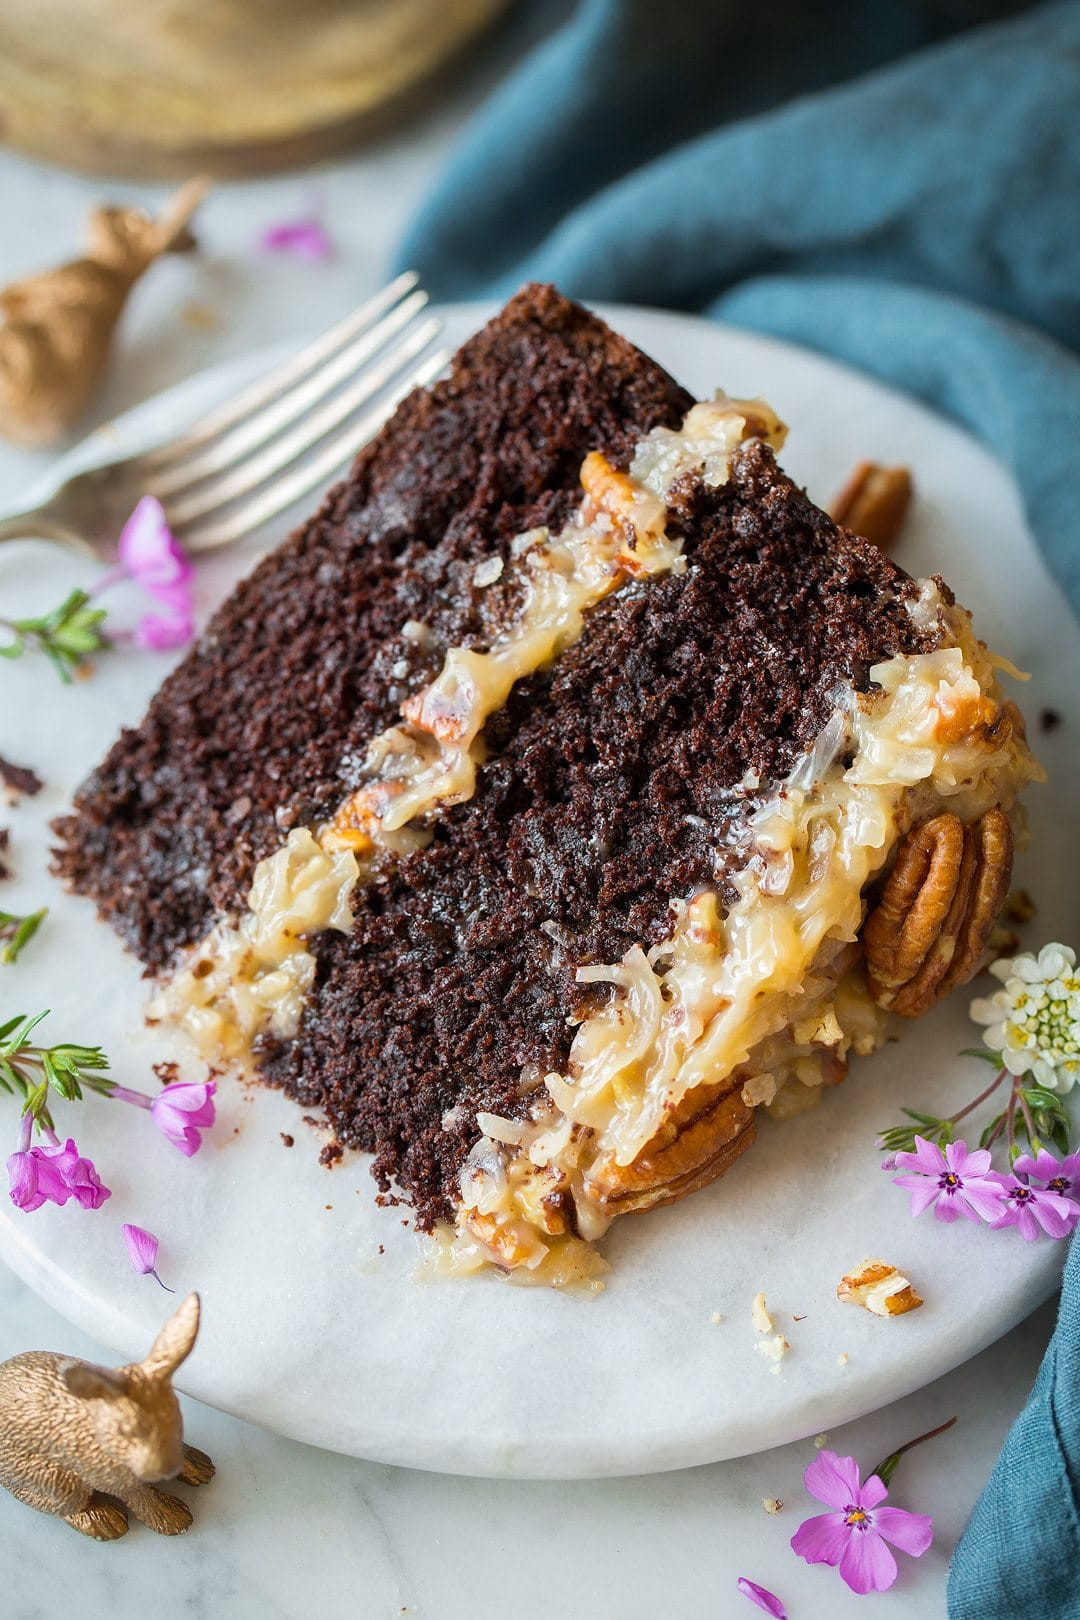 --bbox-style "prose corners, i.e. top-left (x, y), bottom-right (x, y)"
top-left (829, 462), bottom-right (913, 553)
top-left (583, 1077), bottom-right (756, 1216)
top-left (864, 808), bottom-right (1013, 1017)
